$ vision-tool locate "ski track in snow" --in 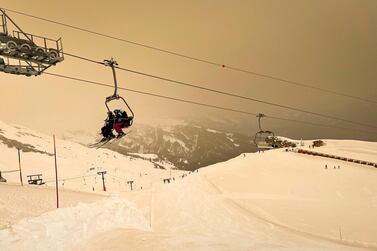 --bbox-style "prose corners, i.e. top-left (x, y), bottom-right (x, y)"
top-left (0, 196), bottom-right (150, 251)
top-left (1, 120), bottom-right (377, 250)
